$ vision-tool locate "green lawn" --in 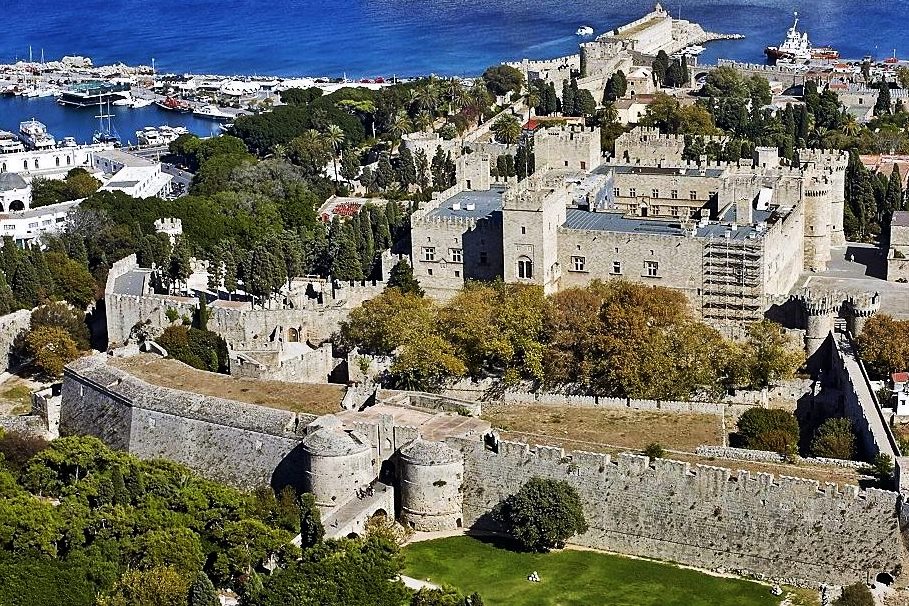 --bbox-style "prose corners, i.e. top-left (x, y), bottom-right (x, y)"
top-left (403, 536), bottom-right (780, 606)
